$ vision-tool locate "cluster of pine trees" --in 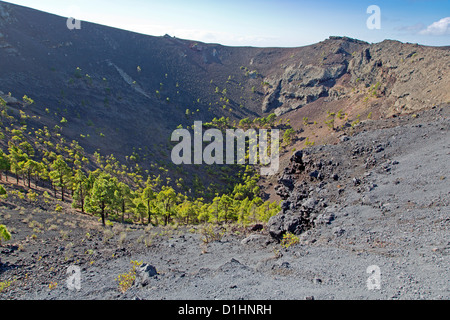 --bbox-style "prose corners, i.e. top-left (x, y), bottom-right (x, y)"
top-left (203, 113), bottom-right (290, 131)
top-left (72, 169), bottom-right (279, 227)
top-left (0, 103), bottom-right (280, 228)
